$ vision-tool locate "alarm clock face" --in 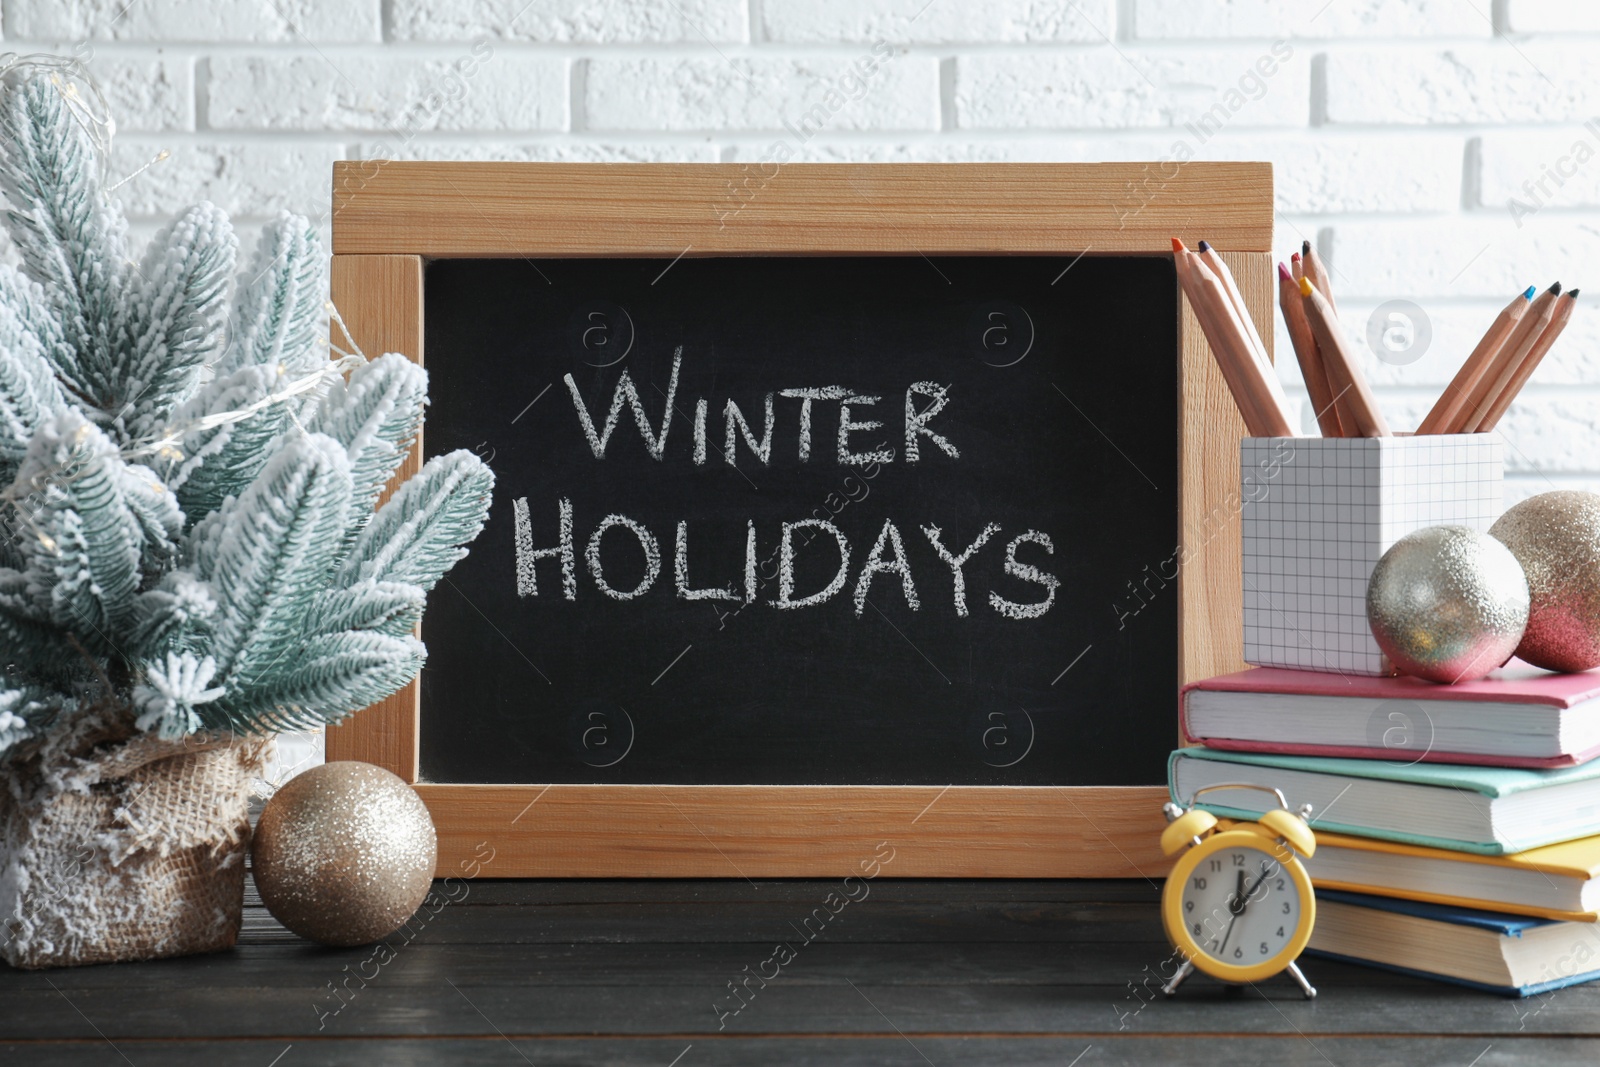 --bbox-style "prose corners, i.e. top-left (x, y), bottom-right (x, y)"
top-left (1164, 830), bottom-right (1315, 983)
